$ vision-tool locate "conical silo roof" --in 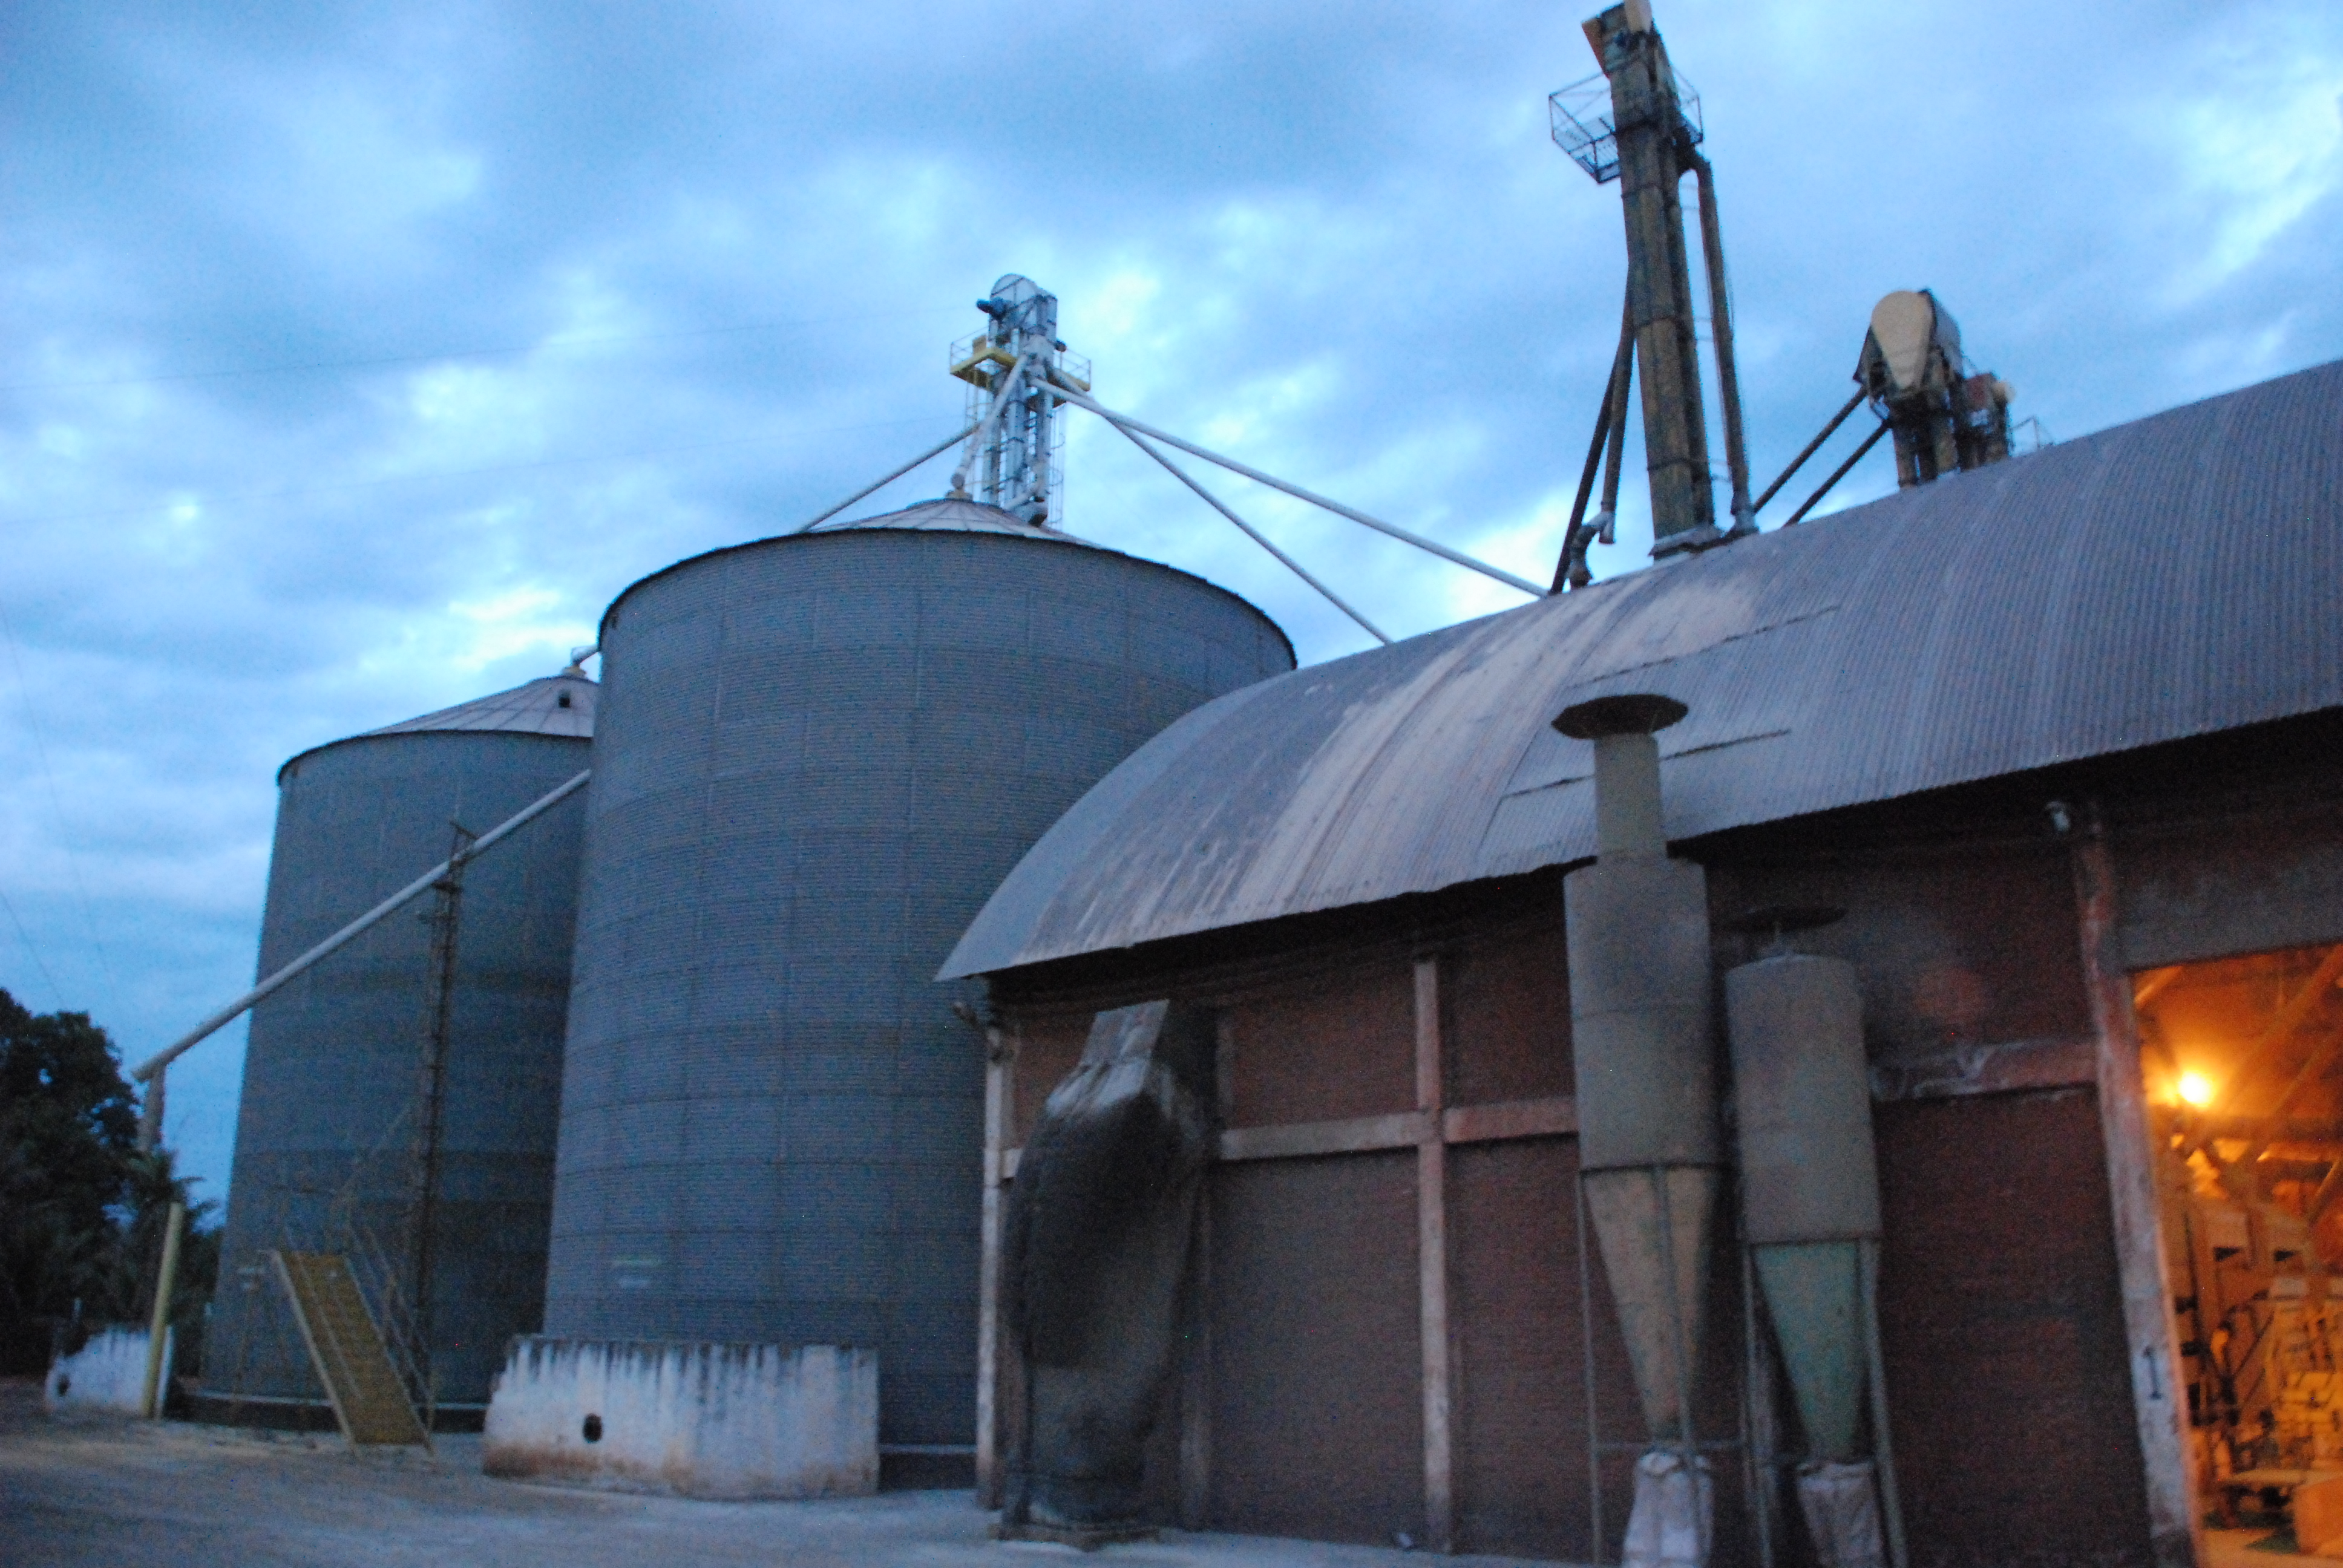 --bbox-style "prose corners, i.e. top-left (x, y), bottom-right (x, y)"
top-left (277, 665), bottom-right (597, 782)
top-left (357, 665), bottom-right (598, 740)
top-left (804, 494), bottom-right (1106, 548)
